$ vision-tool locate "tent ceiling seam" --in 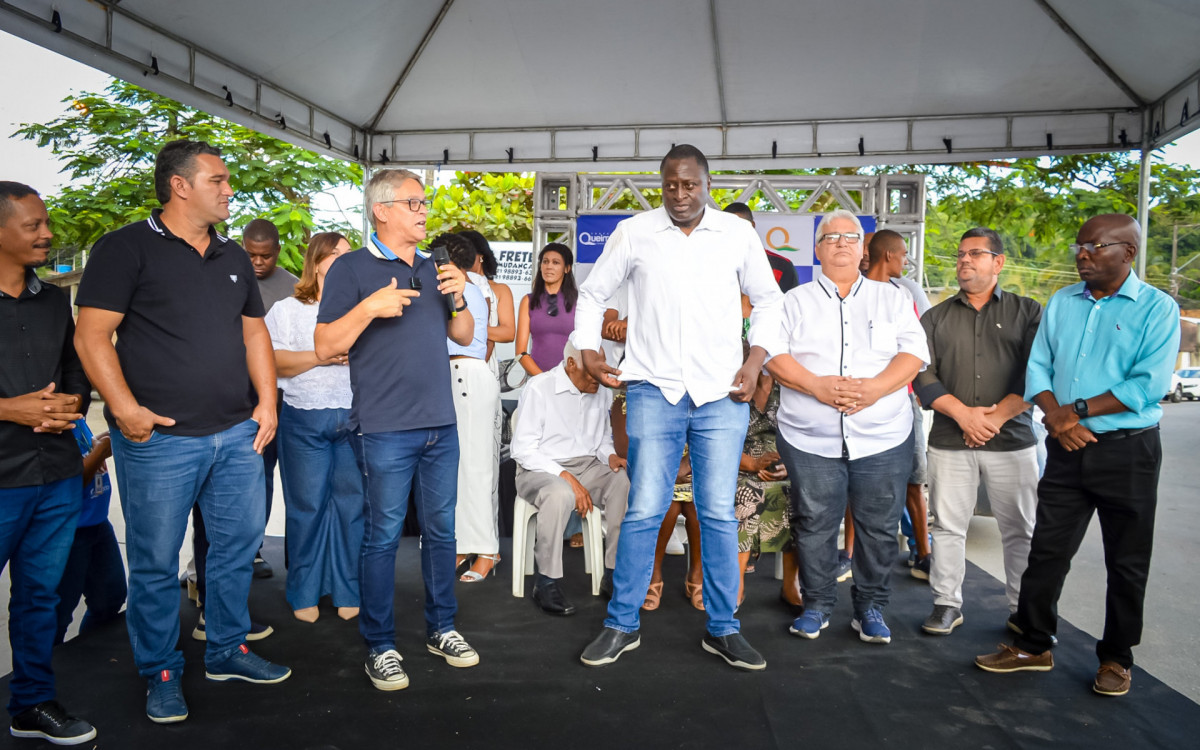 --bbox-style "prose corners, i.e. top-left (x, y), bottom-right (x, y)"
top-left (709, 0), bottom-right (728, 126)
top-left (367, 0), bottom-right (457, 132)
top-left (1030, 0), bottom-right (1145, 107)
